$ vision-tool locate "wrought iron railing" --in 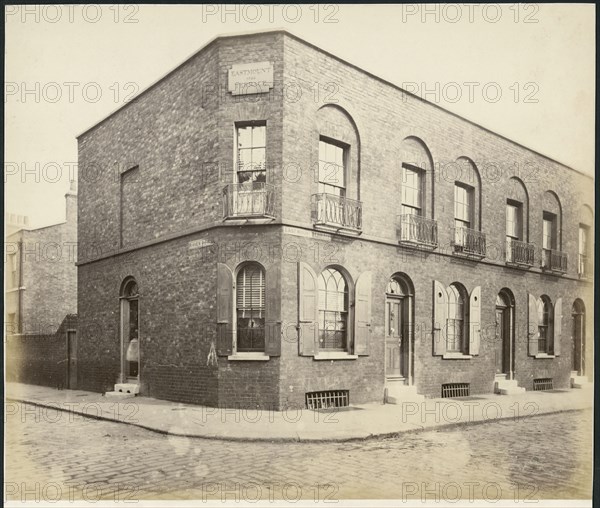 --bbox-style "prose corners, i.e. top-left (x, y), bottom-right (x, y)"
top-left (311, 193), bottom-right (362, 231)
top-left (453, 227), bottom-right (486, 257)
top-left (398, 214), bottom-right (438, 248)
top-left (541, 248), bottom-right (567, 273)
top-left (505, 238), bottom-right (535, 266)
top-left (223, 183), bottom-right (275, 219)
